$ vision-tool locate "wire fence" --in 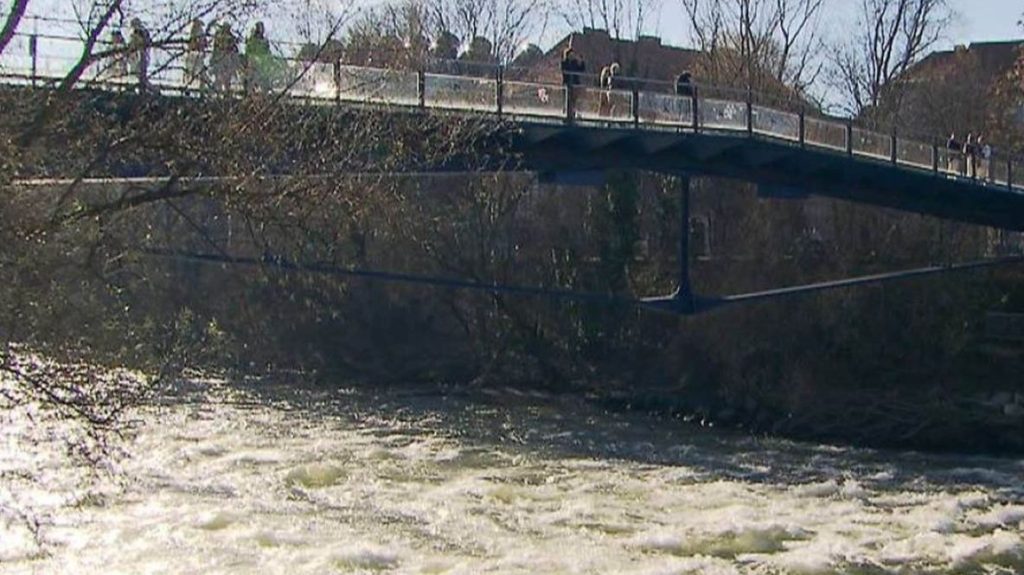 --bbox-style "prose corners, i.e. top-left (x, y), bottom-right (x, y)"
top-left (1, 30), bottom-right (1022, 195)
